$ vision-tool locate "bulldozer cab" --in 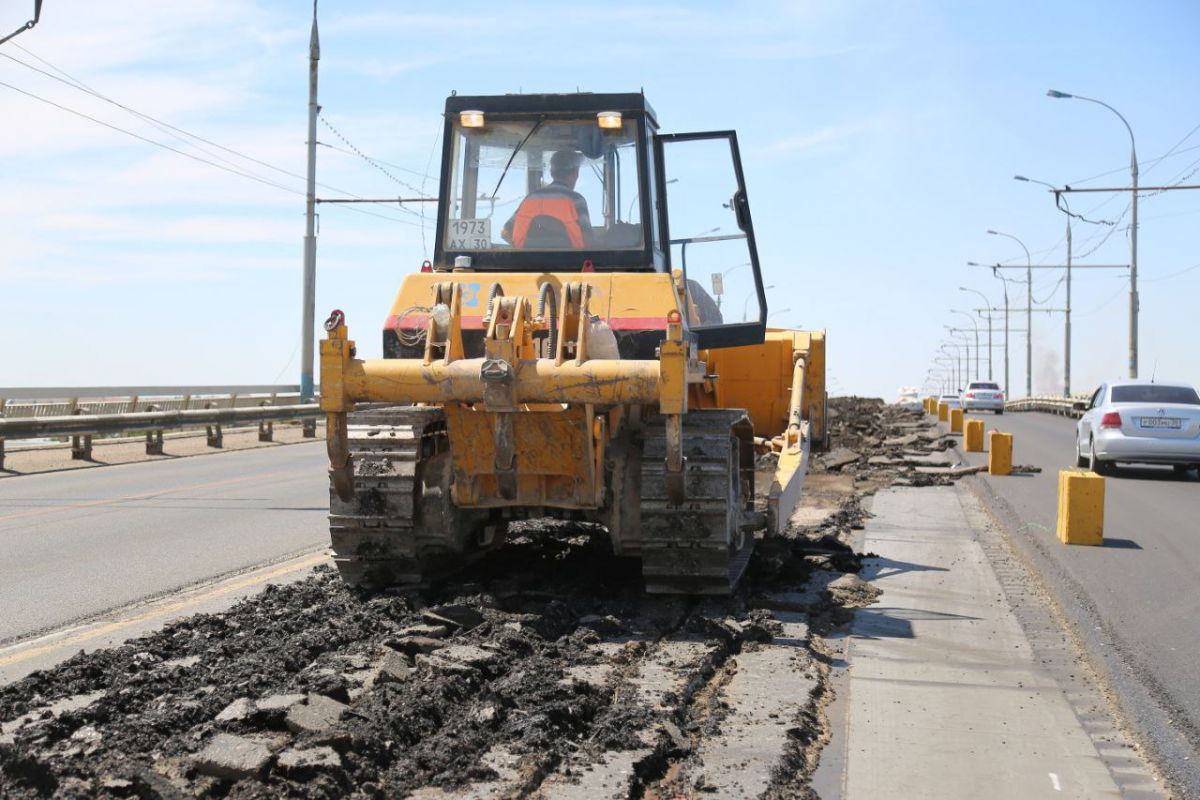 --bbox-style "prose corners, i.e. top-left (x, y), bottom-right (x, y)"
top-left (436, 92), bottom-right (767, 349)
